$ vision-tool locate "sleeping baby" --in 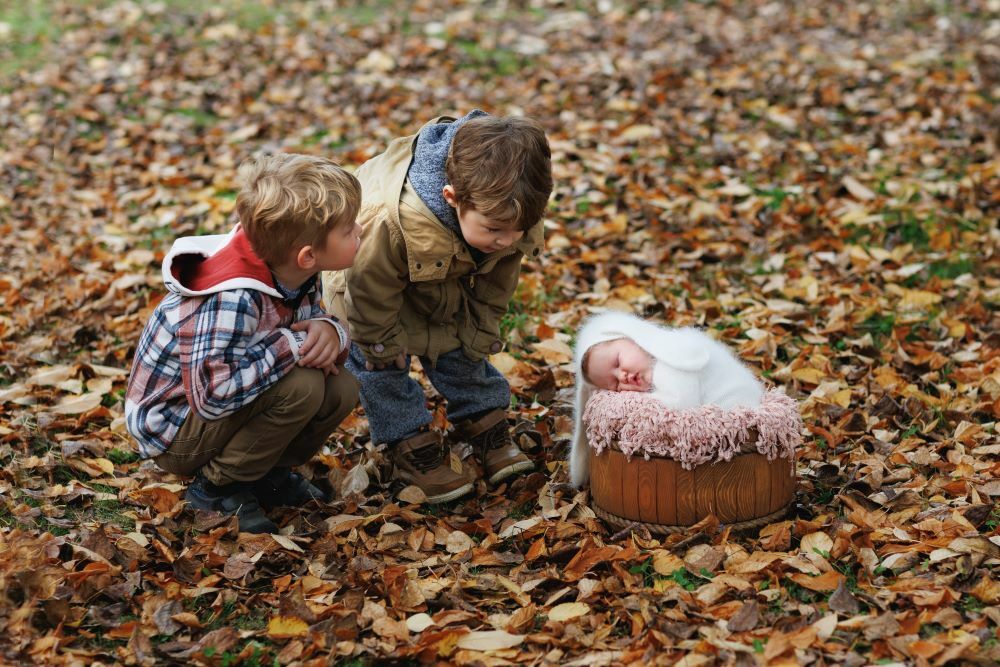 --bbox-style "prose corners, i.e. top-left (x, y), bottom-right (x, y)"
top-left (569, 311), bottom-right (764, 487)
